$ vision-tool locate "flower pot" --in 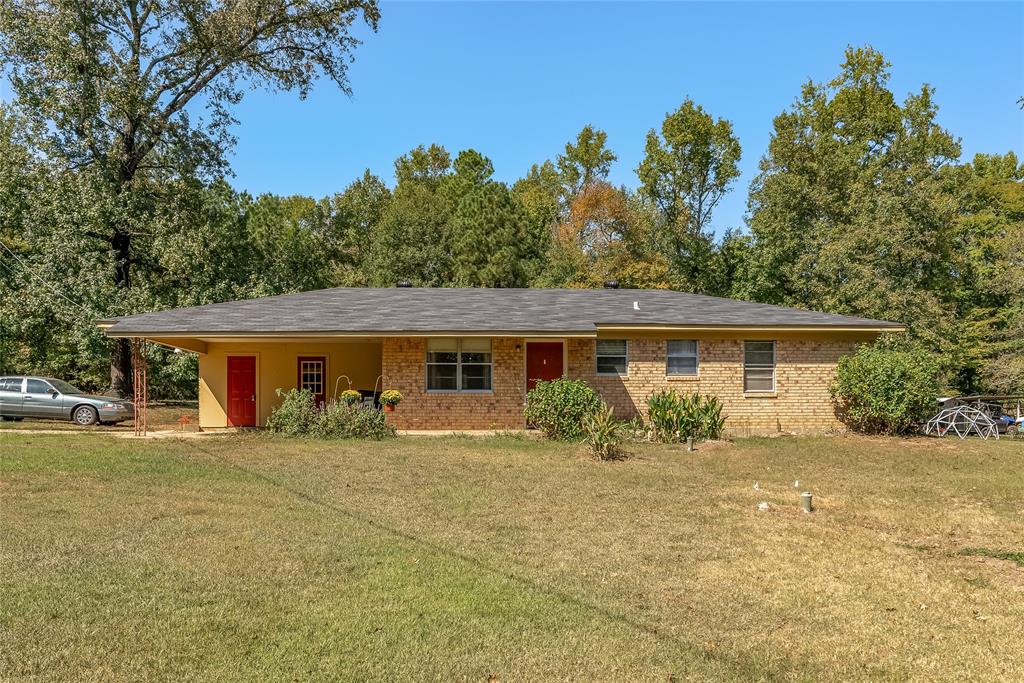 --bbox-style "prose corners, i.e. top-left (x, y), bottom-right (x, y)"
top-left (383, 404), bottom-right (395, 413)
